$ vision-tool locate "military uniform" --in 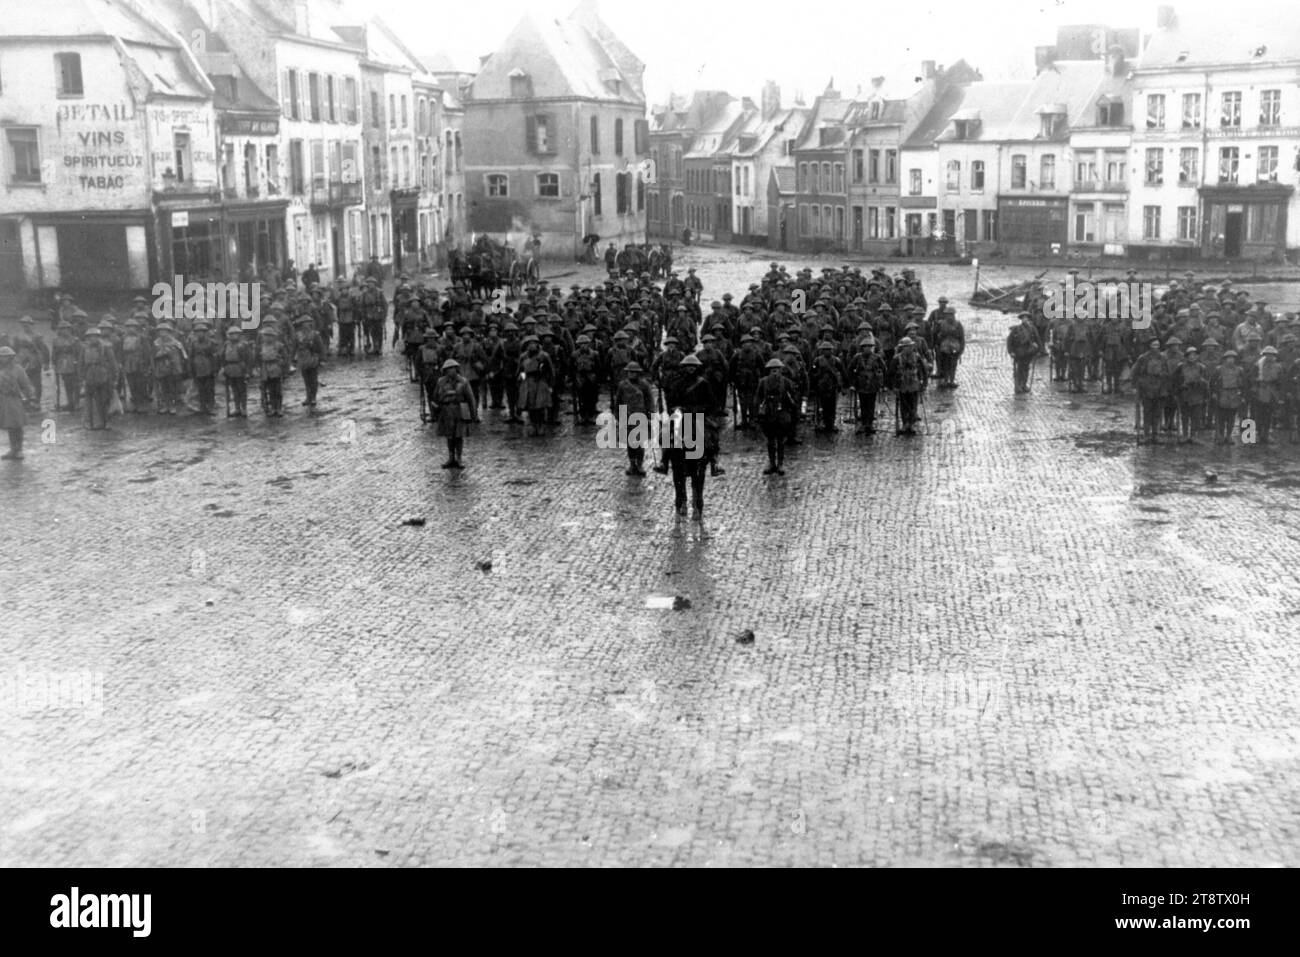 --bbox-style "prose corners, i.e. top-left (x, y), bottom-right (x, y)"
top-left (11, 318), bottom-right (49, 411)
top-left (52, 324), bottom-right (82, 411)
top-left (1172, 346), bottom-right (1208, 442)
top-left (189, 323), bottom-right (221, 415)
top-left (294, 317), bottom-right (325, 408)
top-left (755, 359), bottom-right (797, 473)
top-left (811, 341), bottom-right (845, 432)
top-left (888, 339), bottom-right (929, 435)
top-left (221, 328), bottom-right (254, 417)
top-left (614, 363), bottom-right (654, 475)
top-left (1211, 353), bottom-right (1245, 444)
top-left (1006, 316), bottom-right (1040, 394)
top-left (666, 355), bottom-right (711, 520)
top-left (257, 327), bottom-right (290, 417)
top-left (433, 359), bottom-right (477, 468)
top-left (1132, 340), bottom-right (1172, 443)
top-left (79, 327), bottom-right (119, 430)
top-left (0, 348), bottom-right (34, 459)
